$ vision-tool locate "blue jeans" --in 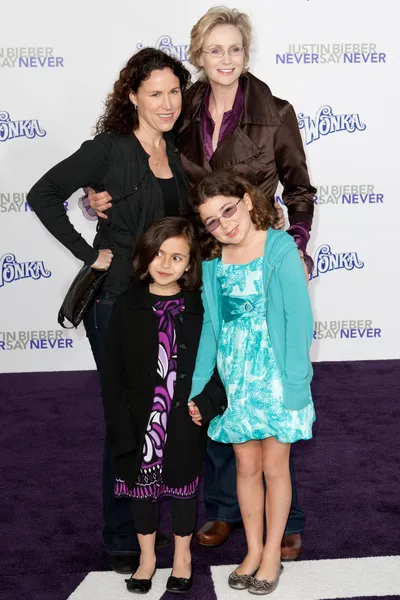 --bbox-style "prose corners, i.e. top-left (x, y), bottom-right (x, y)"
top-left (83, 291), bottom-right (140, 555)
top-left (204, 438), bottom-right (305, 535)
